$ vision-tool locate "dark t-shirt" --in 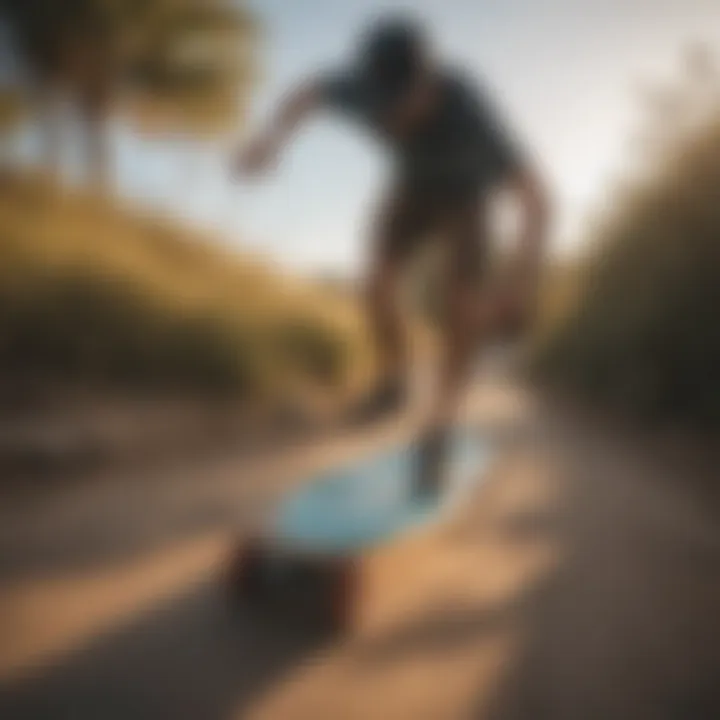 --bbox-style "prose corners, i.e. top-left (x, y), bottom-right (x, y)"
top-left (320, 68), bottom-right (522, 193)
